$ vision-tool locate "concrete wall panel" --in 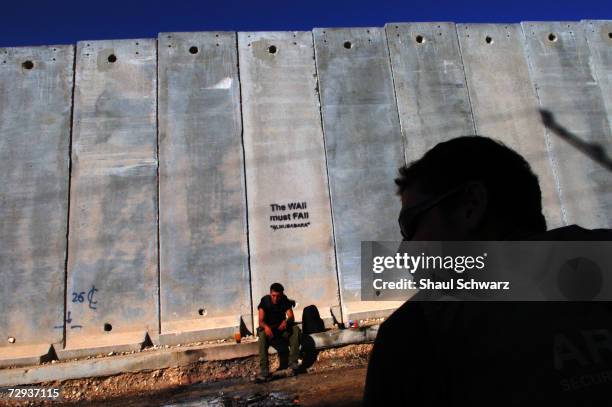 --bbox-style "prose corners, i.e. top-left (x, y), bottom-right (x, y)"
top-left (0, 46), bottom-right (73, 351)
top-left (583, 20), bottom-right (612, 132)
top-left (386, 22), bottom-right (475, 164)
top-left (64, 39), bottom-right (158, 355)
top-left (238, 32), bottom-right (340, 325)
top-left (457, 24), bottom-right (564, 229)
top-left (313, 28), bottom-right (405, 320)
top-left (158, 32), bottom-right (251, 343)
top-left (522, 22), bottom-right (612, 229)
